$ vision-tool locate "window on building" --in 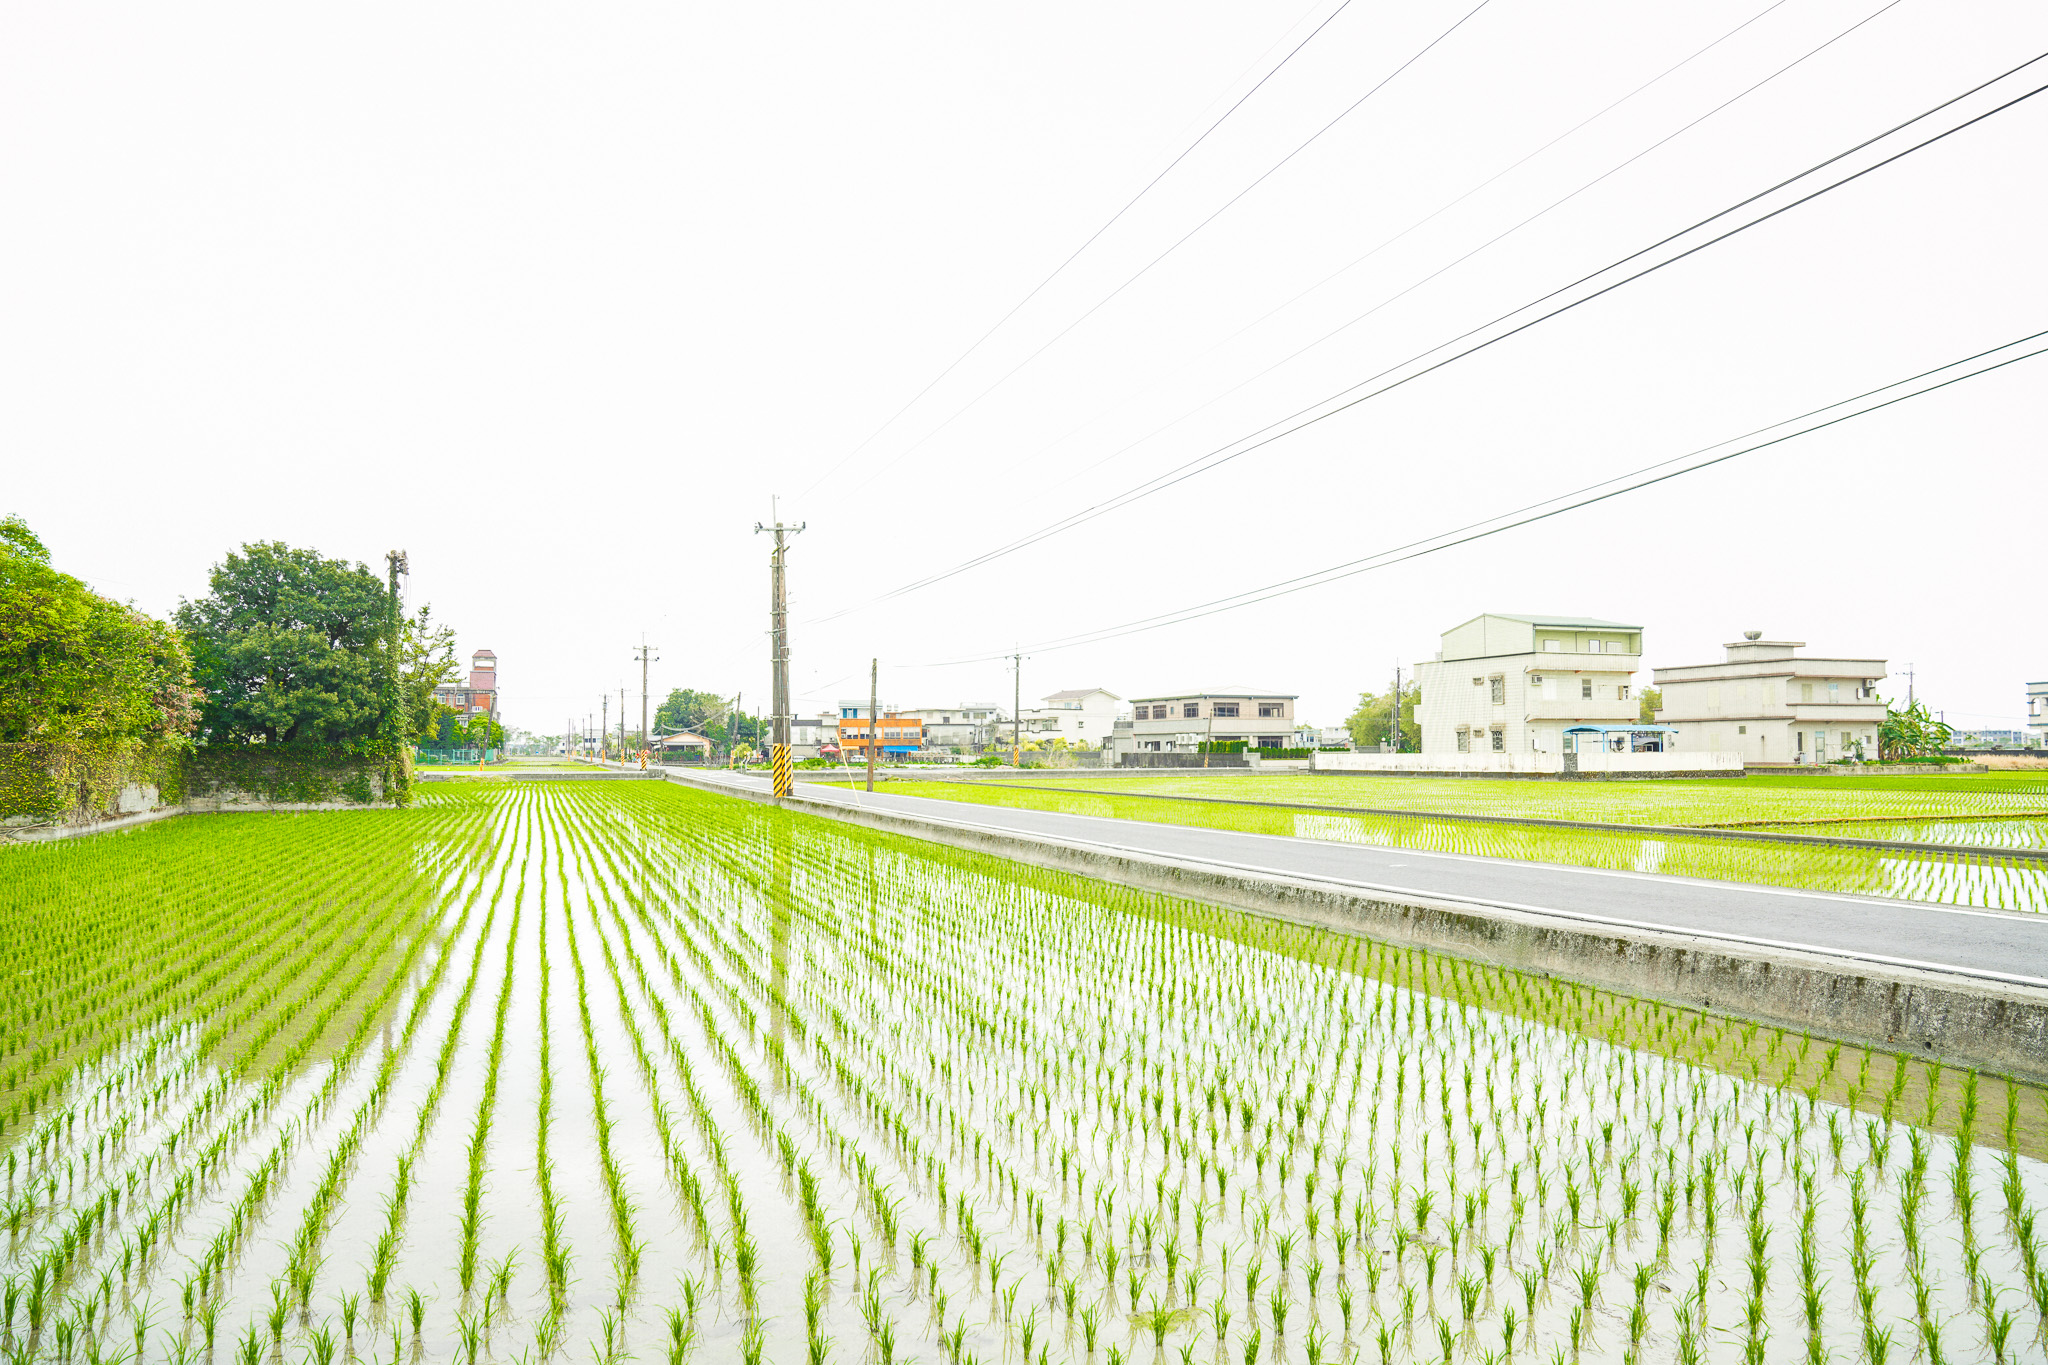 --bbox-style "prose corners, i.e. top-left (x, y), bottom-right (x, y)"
top-left (1489, 676), bottom-right (1505, 705)
top-left (1707, 685), bottom-right (1721, 709)
top-left (1829, 682), bottom-right (1840, 701)
top-left (1581, 678), bottom-right (1593, 700)
top-left (1456, 728), bottom-right (1471, 753)
top-left (1801, 683), bottom-right (1814, 702)
top-left (1737, 725), bottom-right (1747, 735)
top-left (1618, 685), bottom-right (1629, 701)
top-left (1259, 703), bottom-right (1282, 718)
top-left (1489, 726), bottom-right (1505, 752)
top-left (1841, 730), bottom-right (1853, 750)
top-left (1587, 639), bottom-right (1603, 653)
top-left (1542, 639), bottom-right (1561, 652)
top-left (1183, 704), bottom-right (1199, 719)
top-left (1214, 703), bottom-right (1240, 718)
